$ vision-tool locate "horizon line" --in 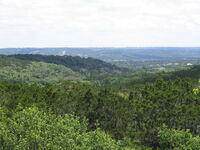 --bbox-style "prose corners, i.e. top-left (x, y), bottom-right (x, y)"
top-left (1, 46), bottom-right (200, 49)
